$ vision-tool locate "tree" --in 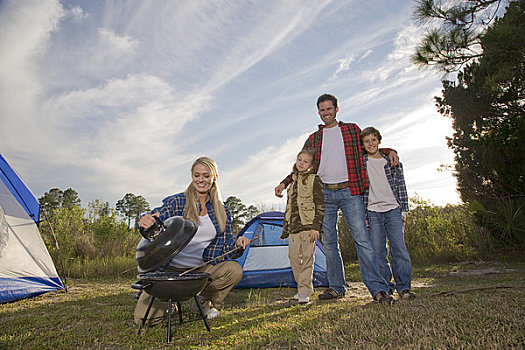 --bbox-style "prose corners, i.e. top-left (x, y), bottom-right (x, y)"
top-left (39, 187), bottom-right (81, 216)
top-left (87, 199), bottom-right (111, 222)
top-left (62, 188), bottom-right (81, 209)
top-left (419, 1), bottom-right (525, 246)
top-left (39, 188), bottom-right (63, 214)
top-left (224, 196), bottom-right (260, 234)
top-left (412, 0), bottom-right (507, 73)
top-left (434, 1), bottom-right (525, 204)
top-left (115, 193), bottom-right (150, 229)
